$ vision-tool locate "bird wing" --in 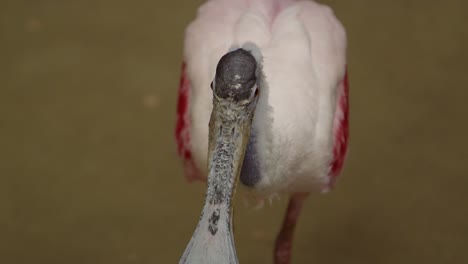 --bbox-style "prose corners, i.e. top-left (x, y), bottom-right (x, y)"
top-left (328, 69), bottom-right (350, 189)
top-left (175, 62), bottom-right (201, 182)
